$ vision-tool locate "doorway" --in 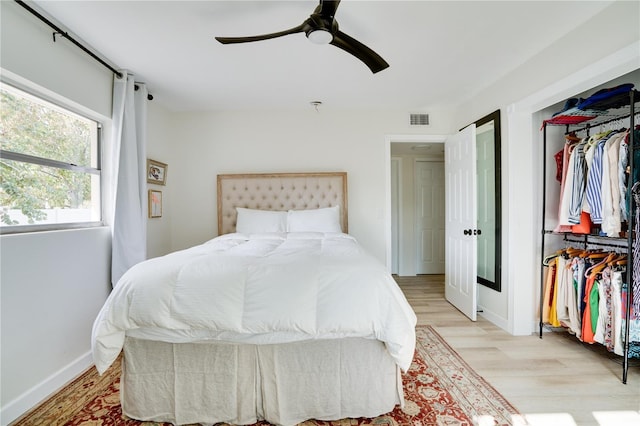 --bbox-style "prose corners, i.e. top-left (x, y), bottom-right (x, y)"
top-left (386, 127), bottom-right (492, 322)
top-left (386, 135), bottom-right (446, 276)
